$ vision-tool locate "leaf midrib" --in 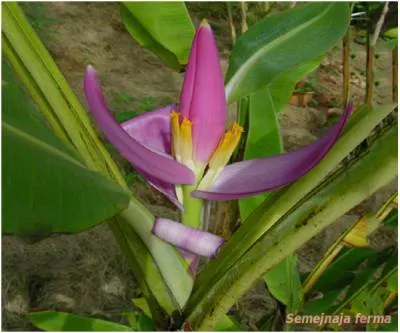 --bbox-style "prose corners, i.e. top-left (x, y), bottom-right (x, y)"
top-left (3, 121), bottom-right (85, 168)
top-left (225, 4), bottom-right (332, 101)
